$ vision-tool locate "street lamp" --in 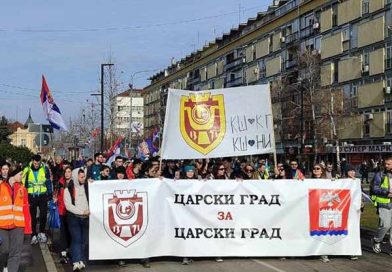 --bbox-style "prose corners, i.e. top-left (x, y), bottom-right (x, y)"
top-left (91, 63), bottom-right (114, 152)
